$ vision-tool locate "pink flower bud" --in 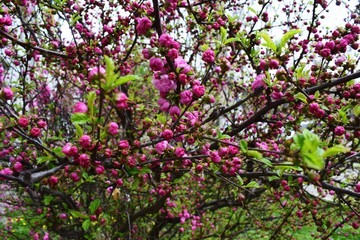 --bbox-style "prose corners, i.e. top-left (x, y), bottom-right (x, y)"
top-left (18, 117), bottom-right (29, 128)
top-left (88, 66), bottom-right (105, 81)
top-left (37, 120), bottom-right (47, 128)
top-left (2, 87), bottom-right (14, 100)
top-left (30, 127), bottom-right (41, 137)
top-left (155, 141), bottom-right (169, 154)
top-left (108, 122), bottom-right (119, 135)
top-left (73, 102), bottom-right (88, 113)
top-left (149, 57), bottom-right (164, 71)
top-left (118, 140), bottom-right (129, 149)
top-left (79, 135), bottom-right (92, 148)
top-left (161, 129), bottom-right (174, 140)
top-left (49, 176), bottom-right (59, 185)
